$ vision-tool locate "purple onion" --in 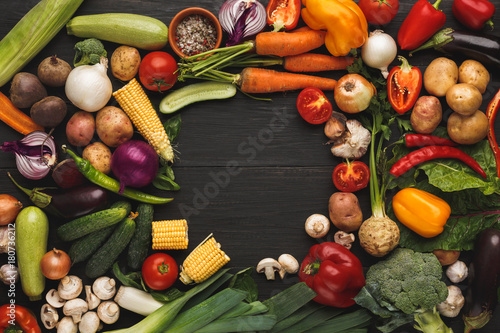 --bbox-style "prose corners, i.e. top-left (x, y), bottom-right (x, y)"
top-left (219, 0), bottom-right (267, 46)
top-left (111, 140), bottom-right (159, 194)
